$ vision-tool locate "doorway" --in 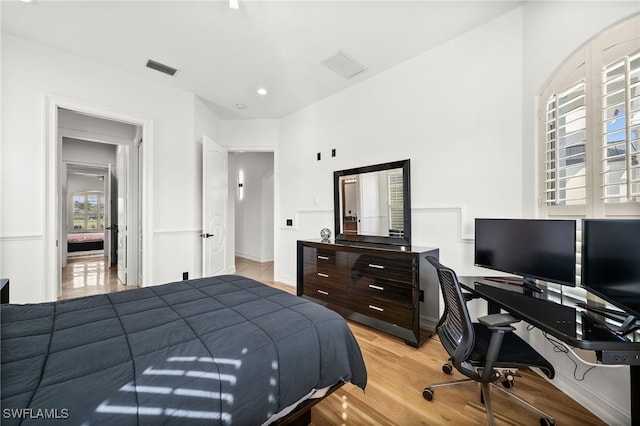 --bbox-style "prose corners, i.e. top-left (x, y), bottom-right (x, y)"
top-left (47, 98), bottom-right (150, 301)
top-left (228, 151), bottom-right (275, 282)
